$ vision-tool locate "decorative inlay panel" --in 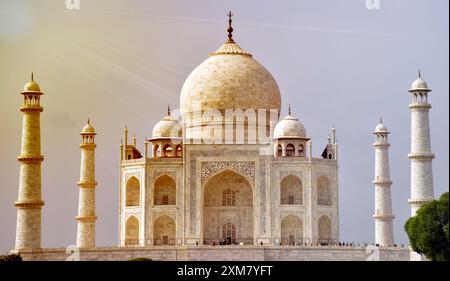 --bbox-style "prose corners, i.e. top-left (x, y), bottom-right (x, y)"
top-left (201, 161), bottom-right (255, 183)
